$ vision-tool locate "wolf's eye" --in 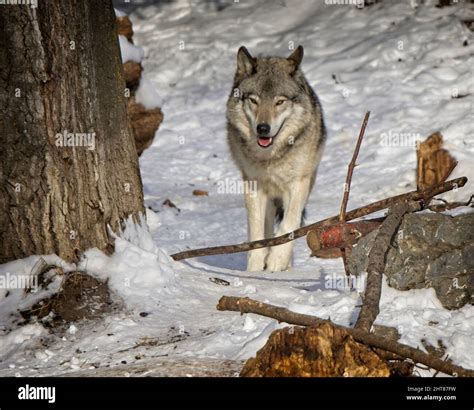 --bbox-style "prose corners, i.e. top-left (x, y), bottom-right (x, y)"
top-left (275, 99), bottom-right (287, 106)
top-left (248, 97), bottom-right (258, 105)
